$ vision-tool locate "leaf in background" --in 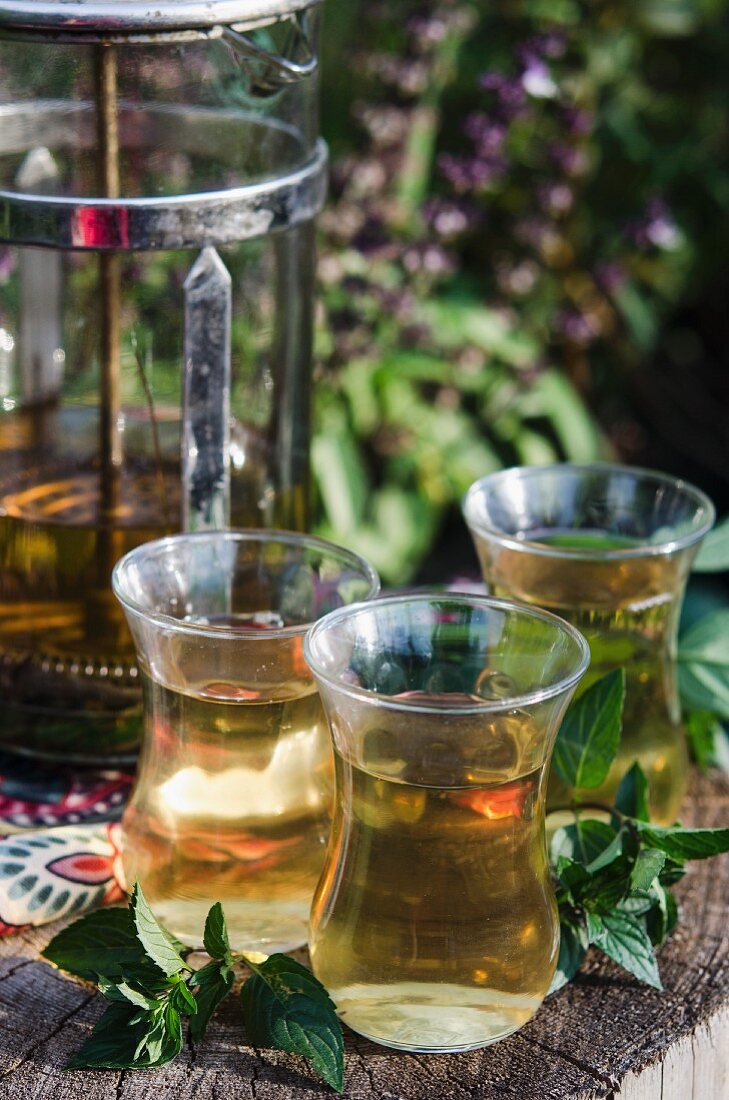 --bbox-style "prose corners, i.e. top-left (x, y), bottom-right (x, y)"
top-left (637, 823), bottom-right (729, 859)
top-left (615, 762), bottom-right (650, 820)
top-left (517, 369), bottom-right (605, 462)
top-left (131, 883), bottom-right (186, 978)
top-left (549, 916), bottom-right (588, 994)
top-left (553, 670), bottom-right (625, 789)
top-left (685, 711), bottom-right (726, 772)
top-left (203, 902), bottom-right (233, 964)
top-left (241, 954), bottom-right (344, 1093)
top-left (43, 907), bottom-right (164, 984)
top-left (679, 662), bottom-right (729, 721)
top-left (692, 516), bottom-right (729, 573)
top-left (678, 611), bottom-right (729, 719)
top-left (593, 911), bottom-right (662, 990)
top-left (189, 960), bottom-right (235, 1042)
